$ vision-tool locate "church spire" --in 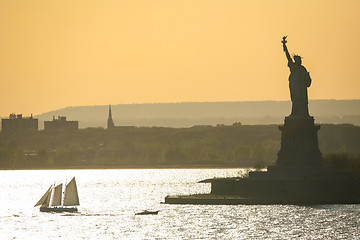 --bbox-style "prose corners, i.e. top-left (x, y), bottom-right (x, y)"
top-left (107, 105), bottom-right (115, 129)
